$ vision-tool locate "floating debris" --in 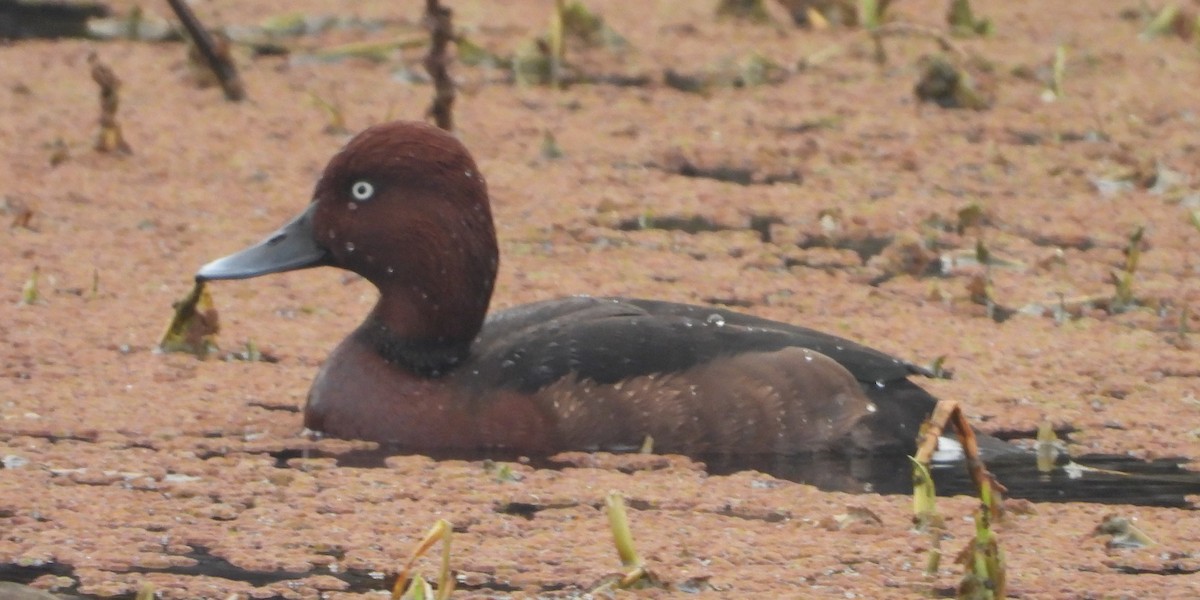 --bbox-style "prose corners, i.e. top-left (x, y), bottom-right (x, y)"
top-left (868, 231), bottom-right (937, 279)
top-left (2, 196), bottom-right (35, 230)
top-left (820, 505), bottom-right (884, 531)
top-left (914, 54), bottom-right (995, 110)
top-left (715, 0), bottom-right (772, 23)
top-left (664, 52), bottom-right (790, 94)
top-left (1093, 515), bottom-right (1155, 549)
top-left (652, 143), bottom-right (800, 185)
top-left (46, 137), bottom-right (69, 166)
top-left (301, 38), bottom-right (425, 64)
